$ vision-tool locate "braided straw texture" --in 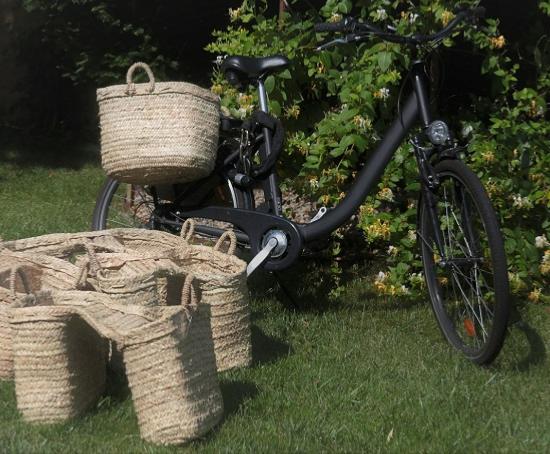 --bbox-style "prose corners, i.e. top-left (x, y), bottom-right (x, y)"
top-left (174, 225), bottom-right (251, 372)
top-left (0, 254), bottom-right (85, 380)
top-left (41, 287), bottom-right (223, 445)
top-left (96, 62), bottom-right (220, 185)
top-left (91, 252), bottom-right (184, 307)
top-left (122, 302), bottom-right (223, 445)
top-left (11, 300), bottom-right (109, 423)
